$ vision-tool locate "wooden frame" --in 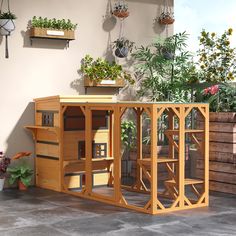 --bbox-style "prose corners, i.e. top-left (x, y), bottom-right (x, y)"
top-left (25, 96), bottom-right (209, 215)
